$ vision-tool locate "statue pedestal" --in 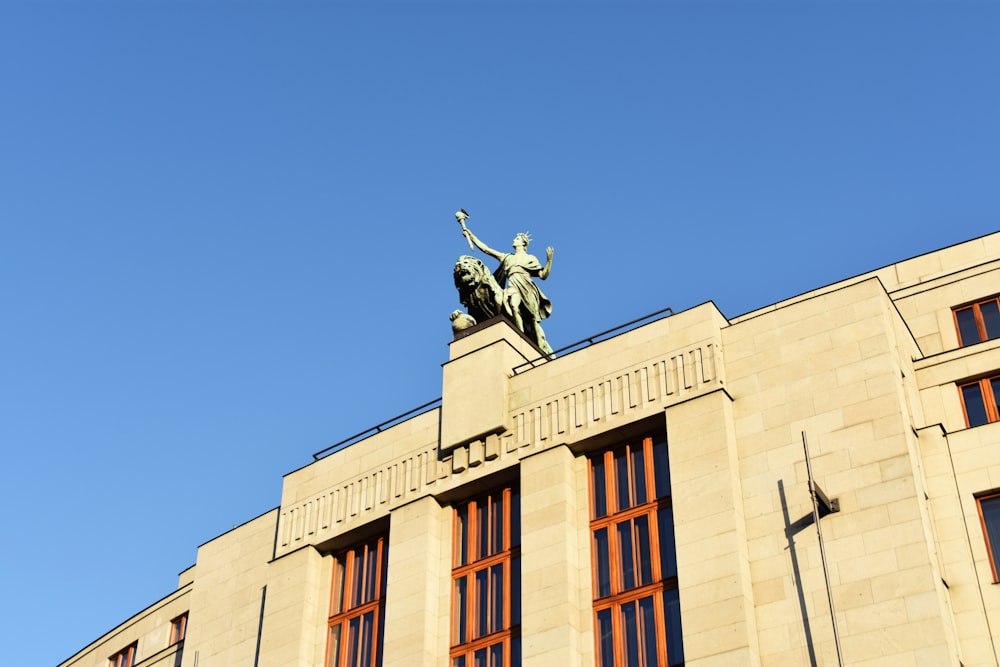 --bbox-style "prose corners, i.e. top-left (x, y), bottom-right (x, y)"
top-left (440, 317), bottom-right (543, 452)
